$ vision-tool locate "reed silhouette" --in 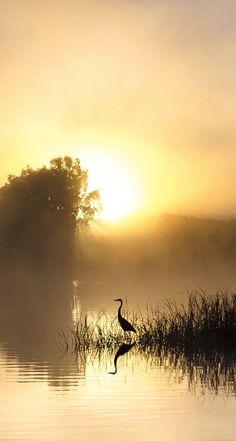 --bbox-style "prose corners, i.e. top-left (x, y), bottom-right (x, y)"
top-left (108, 342), bottom-right (135, 375)
top-left (58, 291), bottom-right (236, 393)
